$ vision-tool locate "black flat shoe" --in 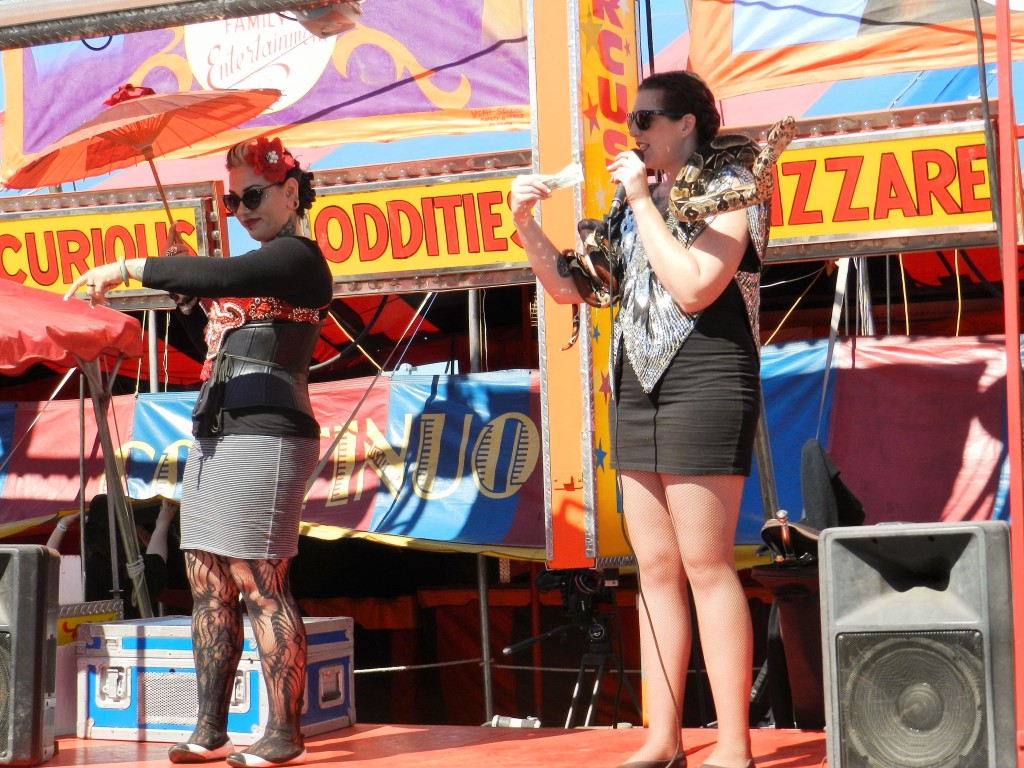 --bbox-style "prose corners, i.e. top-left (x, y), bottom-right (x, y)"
top-left (617, 756), bottom-right (687, 768)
